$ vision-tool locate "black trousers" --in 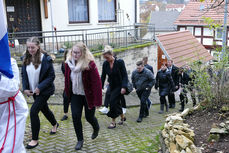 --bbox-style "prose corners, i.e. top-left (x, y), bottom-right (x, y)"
top-left (179, 90), bottom-right (188, 109)
top-left (160, 96), bottom-right (168, 110)
top-left (30, 95), bottom-right (57, 140)
top-left (136, 89), bottom-right (151, 118)
top-left (63, 91), bottom-right (70, 113)
top-left (104, 86), bottom-right (126, 108)
top-left (106, 87), bottom-right (123, 119)
top-left (71, 94), bottom-right (99, 141)
top-left (168, 92), bottom-right (176, 107)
